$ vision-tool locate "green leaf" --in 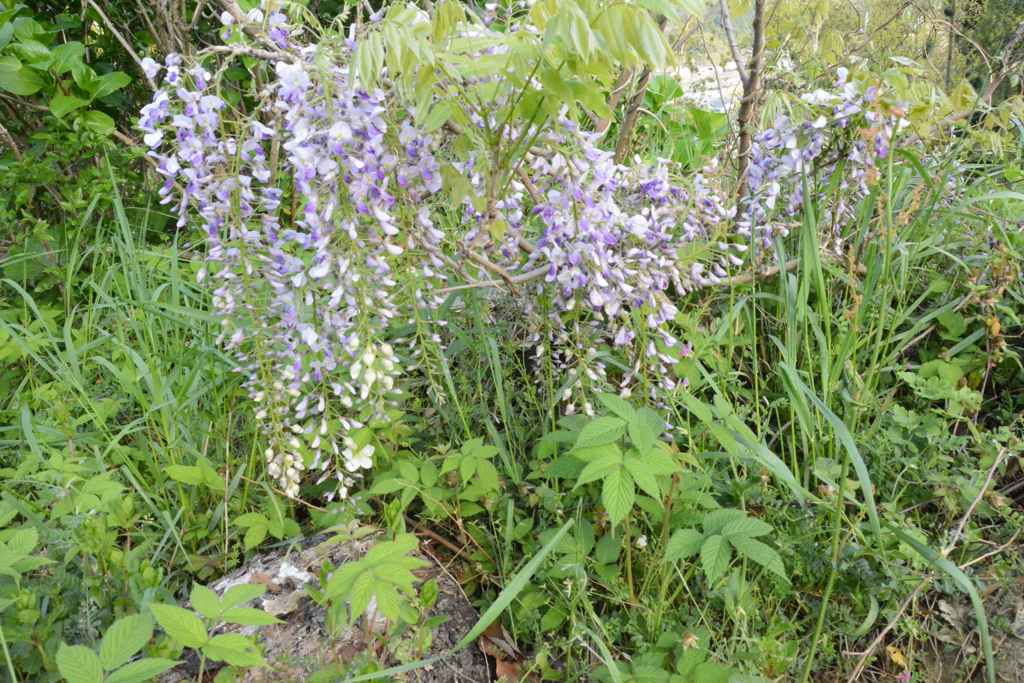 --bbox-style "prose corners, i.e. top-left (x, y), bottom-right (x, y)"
top-left (563, 3), bottom-right (596, 61)
top-left (166, 465), bottom-right (204, 486)
top-left (104, 658), bottom-right (179, 683)
top-left (190, 584), bottom-right (222, 619)
top-left (729, 536), bottom-right (788, 583)
top-left (219, 607), bottom-right (283, 626)
top-left (633, 0), bottom-right (681, 21)
top-left (364, 534), bottom-right (419, 567)
top-left (349, 572), bottom-right (376, 623)
top-left (0, 24), bottom-right (13, 52)
top-left (92, 71), bottom-right (131, 98)
top-left (637, 407), bottom-right (664, 437)
top-left (420, 460), bottom-right (439, 487)
top-left (50, 41), bottom-right (85, 74)
top-left (576, 449), bottom-right (624, 487)
top-left (602, 467), bottom-right (635, 525)
top-left (700, 535), bottom-right (731, 585)
top-left (147, 604), bottom-right (208, 648)
top-left (0, 65), bottom-right (44, 96)
top-left (421, 103), bottom-right (451, 133)
top-left (233, 512), bottom-right (267, 528)
top-left (99, 614), bottom-right (154, 670)
top-left (628, 422), bottom-right (657, 456)
top-left (575, 417), bottom-right (627, 449)
top-left (56, 644), bottom-right (103, 683)
top-left (202, 633), bottom-right (267, 668)
top-left (460, 455), bottom-right (477, 484)
top-left (12, 17), bottom-right (46, 41)
top-left (325, 562), bottom-right (364, 600)
top-left (244, 523), bottom-right (268, 550)
top-left (623, 457), bottom-right (660, 498)
top-left (420, 578), bottom-right (439, 609)
top-left (475, 459), bottom-right (500, 491)
top-left (644, 447), bottom-right (680, 476)
top-left (49, 95), bottom-right (89, 118)
top-left (221, 584), bottom-right (266, 610)
top-left (72, 62), bottom-right (97, 90)
top-left (81, 110), bottom-right (115, 136)
top-left (341, 520), bottom-right (574, 683)
top-left (596, 393), bottom-right (636, 422)
top-left (664, 529), bottom-right (704, 561)
top-left (373, 581), bottom-right (402, 621)
top-left (701, 508), bottom-right (749, 536)
top-left (720, 517), bottom-right (772, 539)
